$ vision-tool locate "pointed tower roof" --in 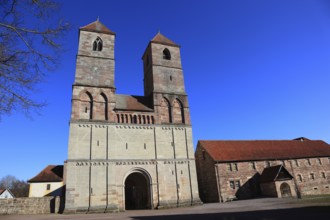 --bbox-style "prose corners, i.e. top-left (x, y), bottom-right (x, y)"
top-left (151, 32), bottom-right (180, 47)
top-left (80, 20), bottom-right (115, 35)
